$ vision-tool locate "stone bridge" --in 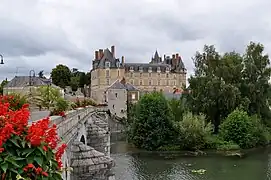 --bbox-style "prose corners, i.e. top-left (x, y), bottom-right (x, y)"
top-left (30, 106), bottom-right (116, 180)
